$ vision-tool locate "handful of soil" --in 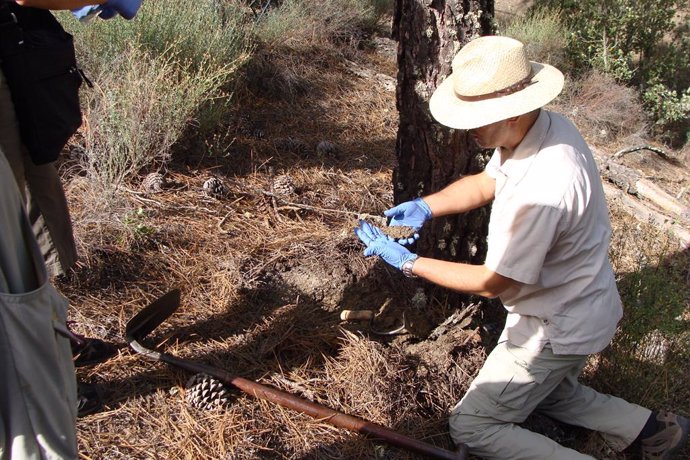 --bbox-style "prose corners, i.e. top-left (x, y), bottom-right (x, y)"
top-left (383, 225), bottom-right (417, 240)
top-left (355, 215), bottom-right (417, 241)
